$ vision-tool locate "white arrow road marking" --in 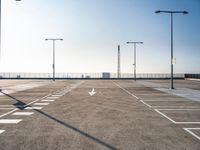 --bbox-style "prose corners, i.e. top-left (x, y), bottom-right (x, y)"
top-left (0, 130), bottom-right (5, 134)
top-left (88, 88), bottom-right (96, 96)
